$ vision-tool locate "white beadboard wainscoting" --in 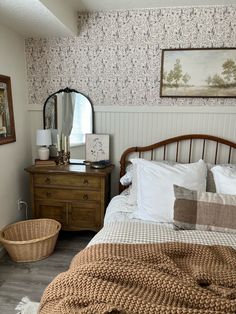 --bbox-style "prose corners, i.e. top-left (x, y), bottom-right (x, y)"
top-left (28, 105), bottom-right (236, 196)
